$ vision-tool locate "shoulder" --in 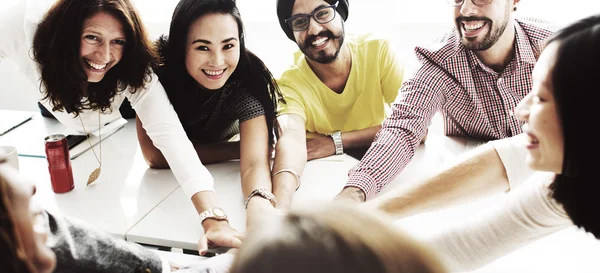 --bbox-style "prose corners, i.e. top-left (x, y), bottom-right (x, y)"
top-left (278, 61), bottom-right (308, 91)
top-left (516, 17), bottom-right (557, 43)
top-left (347, 33), bottom-right (391, 48)
top-left (413, 27), bottom-right (463, 67)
